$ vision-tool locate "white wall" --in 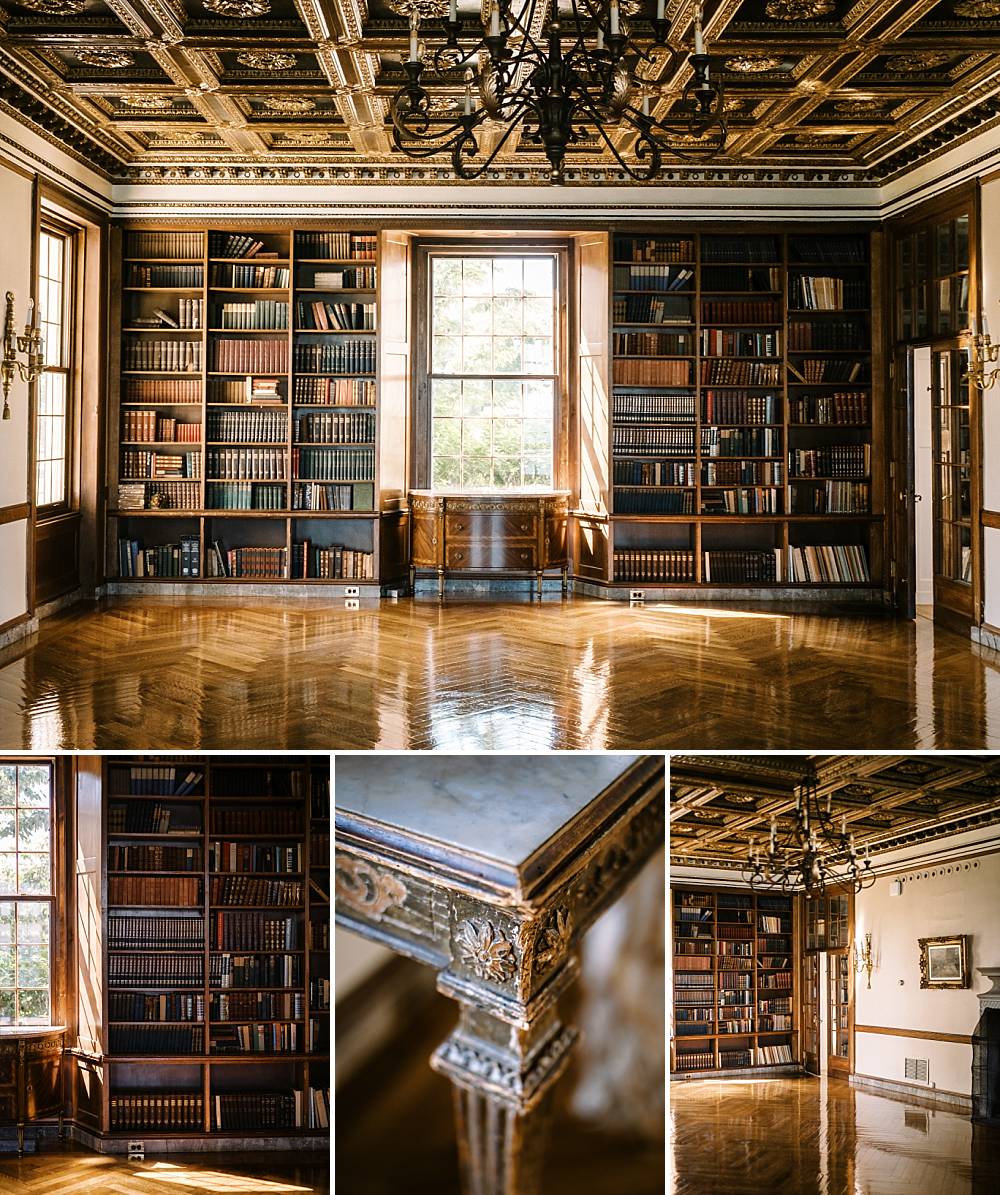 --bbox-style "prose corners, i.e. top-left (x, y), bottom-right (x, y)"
top-left (854, 848), bottom-right (1000, 1098)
